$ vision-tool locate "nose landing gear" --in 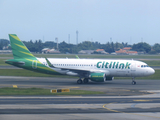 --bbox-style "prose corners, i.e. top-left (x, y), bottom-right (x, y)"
top-left (132, 77), bottom-right (136, 85)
